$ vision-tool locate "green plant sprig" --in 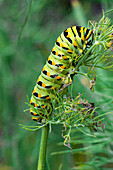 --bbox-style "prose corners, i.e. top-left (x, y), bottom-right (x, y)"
top-left (76, 13), bottom-right (113, 71)
top-left (22, 14), bottom-right (113, 133)
top-left (21, 14), bottom-right (113, 165)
